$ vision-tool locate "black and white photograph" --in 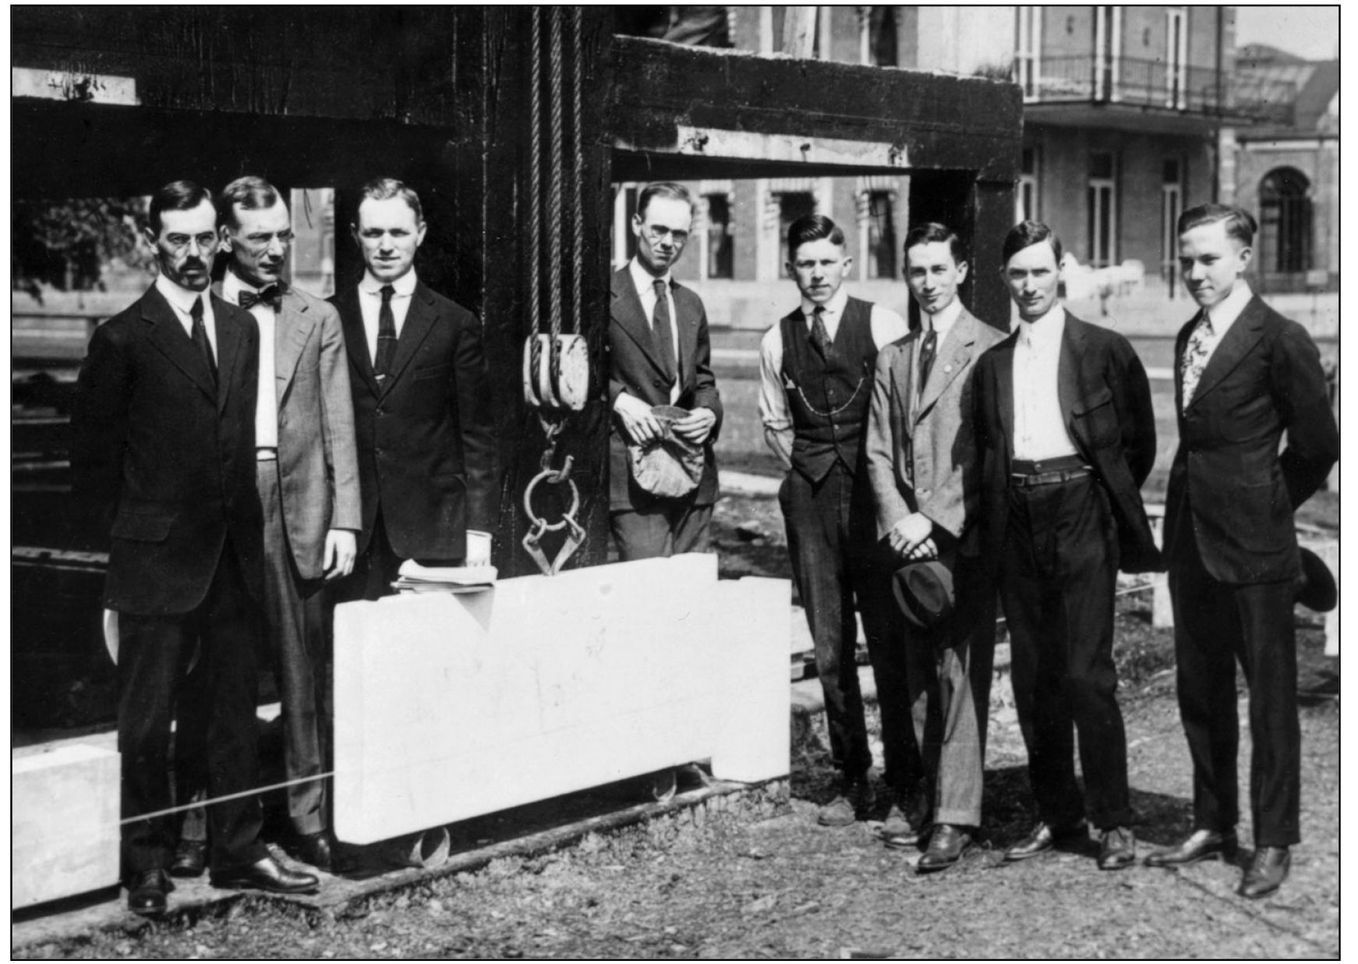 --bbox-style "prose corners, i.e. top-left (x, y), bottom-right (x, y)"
top-left (11, 4), bottom-right (1340, 957)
